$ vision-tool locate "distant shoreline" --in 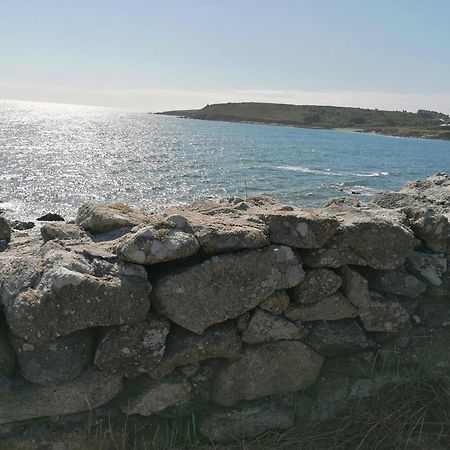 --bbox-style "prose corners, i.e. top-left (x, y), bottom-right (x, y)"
top-left (157, 102), bottom-right (450, 142)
